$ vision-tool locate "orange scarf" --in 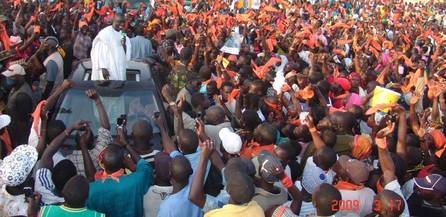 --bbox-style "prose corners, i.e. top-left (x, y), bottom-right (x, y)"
top-left (0, 22), bottom-right (10, 51)
top-left (96, 169), bottom-right (125, 183)
top-left (240, 142), bottom-right (275, 159)
top-left (0, 129), bottom-right (12, 155)
top-left (335, 181), bottom-right (365, 190)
